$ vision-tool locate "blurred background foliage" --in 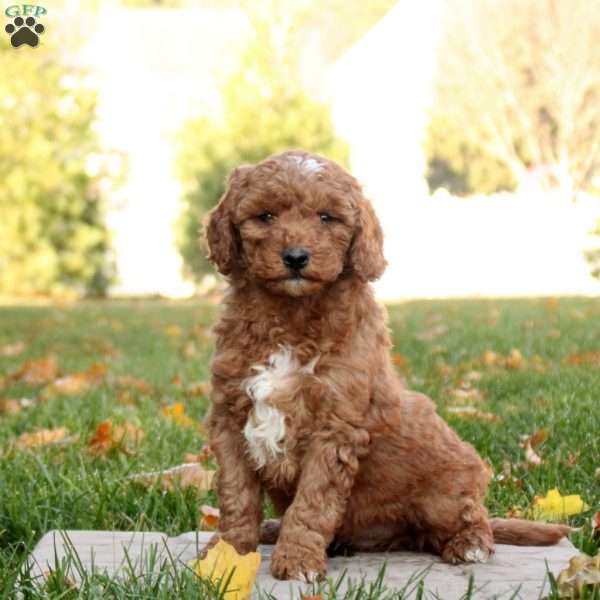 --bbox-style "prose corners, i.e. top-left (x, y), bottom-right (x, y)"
top-left (426, 0), bottom-right (600, 198)
top-left (0, 38), bottom-right (115, 297)
top-left (175, 0), bottom-right (397, 281)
